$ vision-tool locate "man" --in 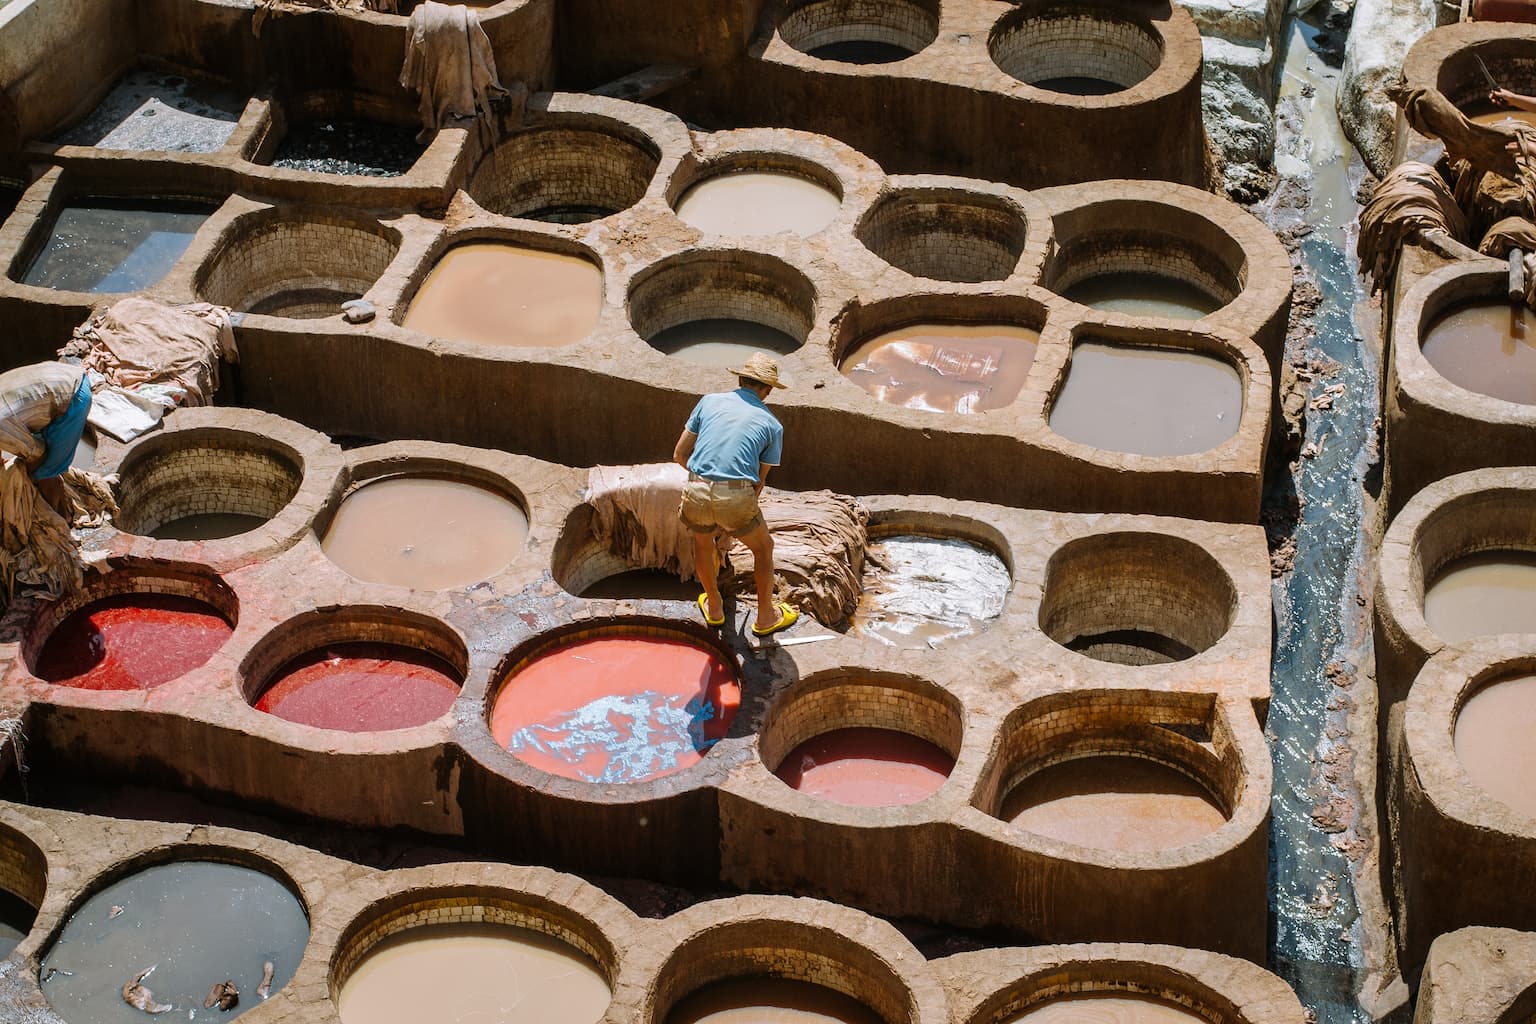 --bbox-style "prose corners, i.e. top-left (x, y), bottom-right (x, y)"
top-left (0, 361), bottom-right (92, 506)
top-left (673, 352), bottom-right (798, 636)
